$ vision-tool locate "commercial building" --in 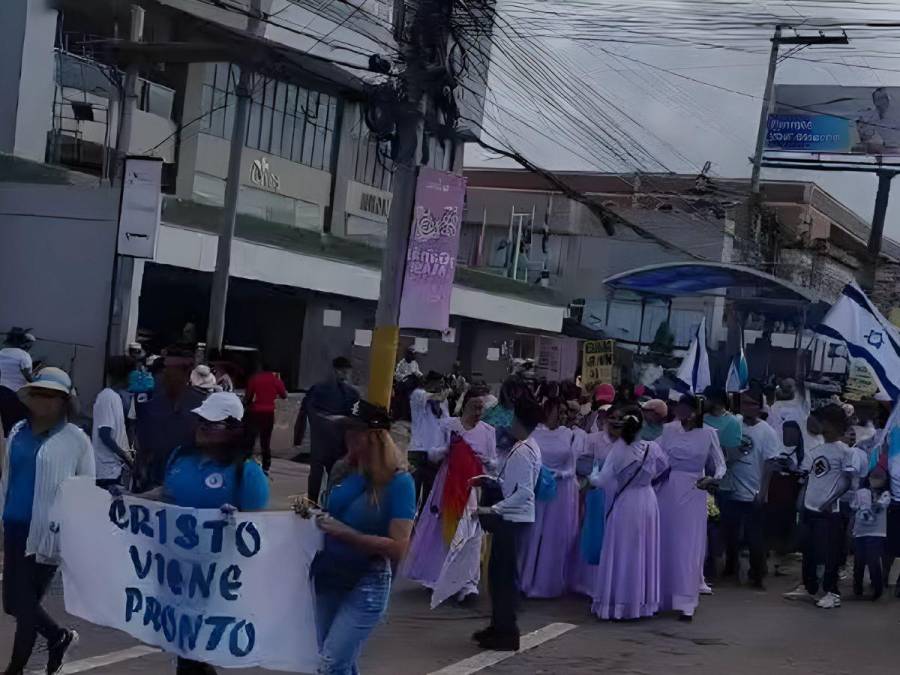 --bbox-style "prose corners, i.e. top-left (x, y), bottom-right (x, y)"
top-left (1, 0), bottom-right (563, 396)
